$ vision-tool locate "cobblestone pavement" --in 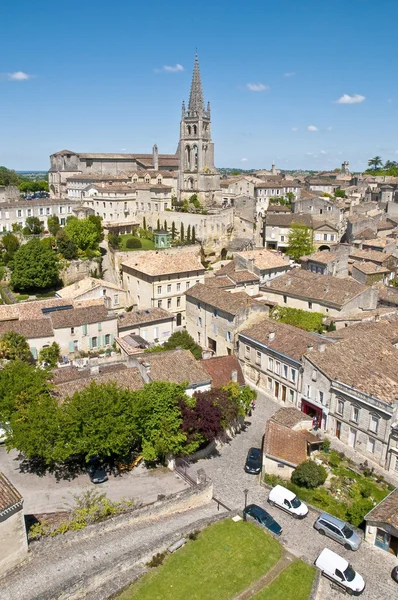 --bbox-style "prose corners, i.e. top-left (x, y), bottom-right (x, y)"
top-left (0, 503), bottom-right (221, 600)
top-left (187, 391), bottom-right (398, 600)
